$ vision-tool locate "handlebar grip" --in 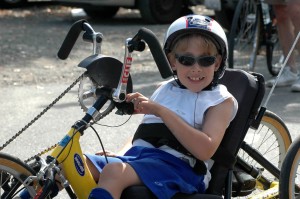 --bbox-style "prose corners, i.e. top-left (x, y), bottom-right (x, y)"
top-left (134, 28), bottom-right (173, 79)
top-left (128, 40), bottom-right (146, 52)
top-left (115, 102), bottom-right (134, 115)
top-left (57, 19), bottom-right (87, 60)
